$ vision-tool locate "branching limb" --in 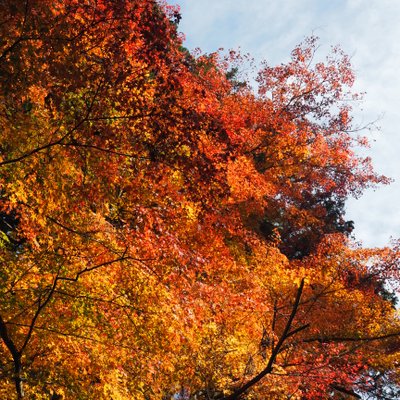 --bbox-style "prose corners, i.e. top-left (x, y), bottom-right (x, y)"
top-left (0, 314), bottom-right (24, 398)
top-left (222, 278), bottom-right (306, 400)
